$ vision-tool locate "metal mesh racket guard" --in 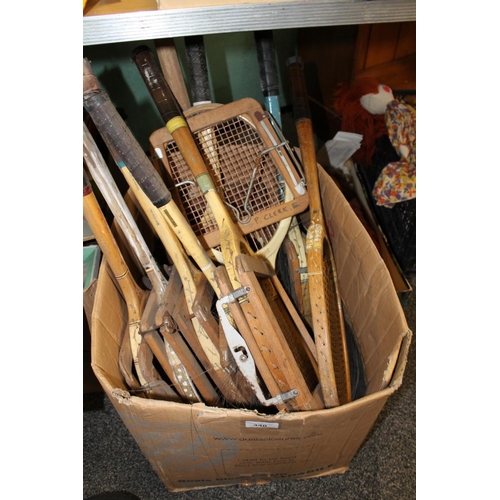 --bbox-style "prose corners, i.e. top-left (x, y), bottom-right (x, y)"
top-left (149, 98), bottom-right (308, 253)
